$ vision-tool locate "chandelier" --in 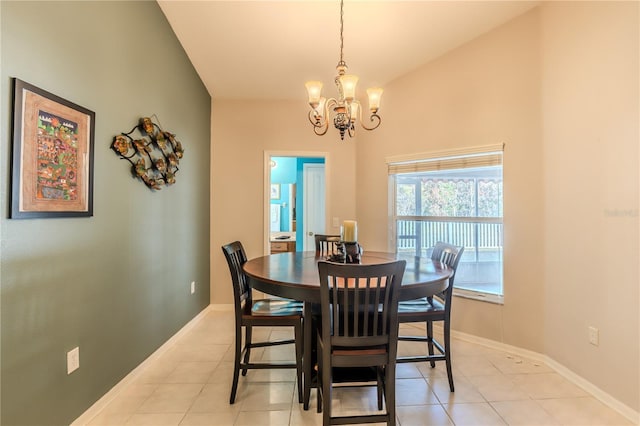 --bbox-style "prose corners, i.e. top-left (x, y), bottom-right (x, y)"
top-left (305, 0), bottom-right (383, 140)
